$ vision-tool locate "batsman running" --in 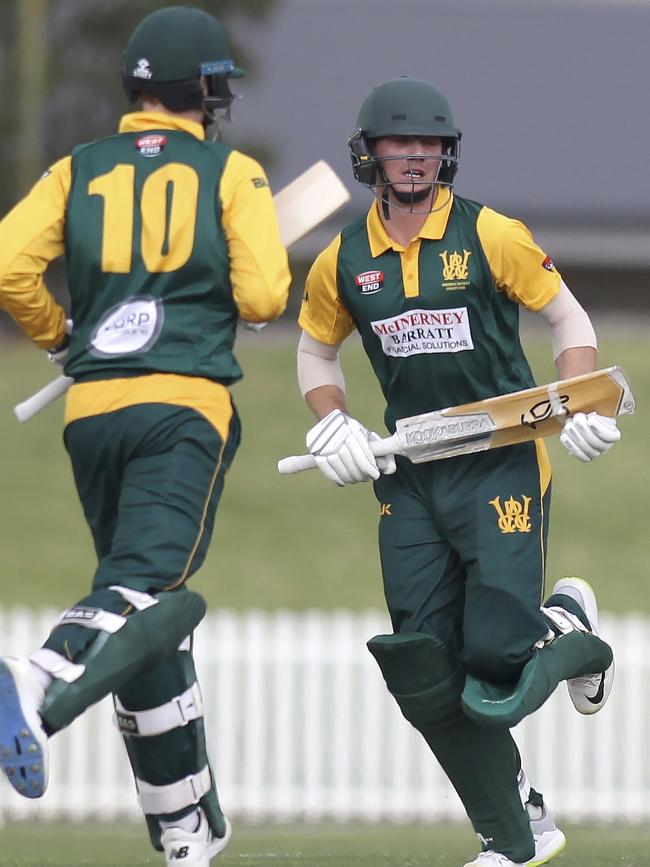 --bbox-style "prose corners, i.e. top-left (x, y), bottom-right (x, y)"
top-left (294, 77), bottom-right (620, 866)
top-left (0, 7), bottom-right (290, 866)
